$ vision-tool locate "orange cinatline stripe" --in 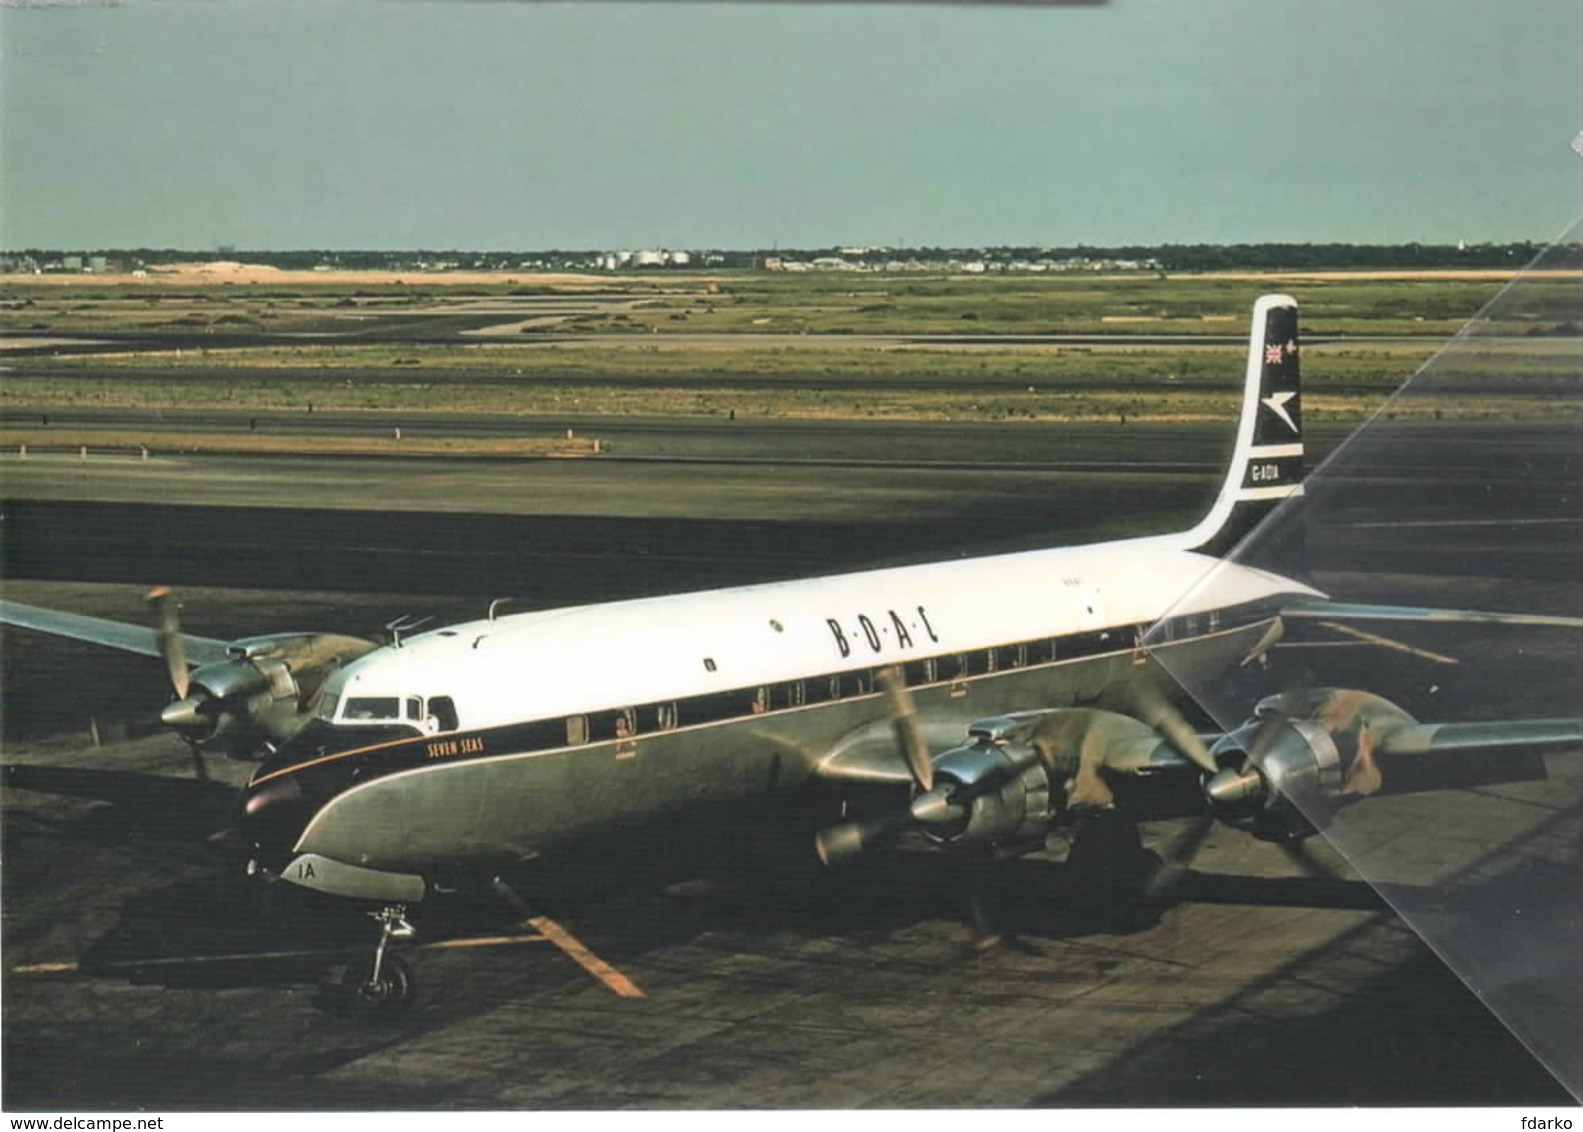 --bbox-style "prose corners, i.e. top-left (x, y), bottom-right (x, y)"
top-left (426, 933), bottom-right (550, 950)
top-left (248, 733), bottom-right (424, 788)
top-left (526, 915), bottom-right (645, 998)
